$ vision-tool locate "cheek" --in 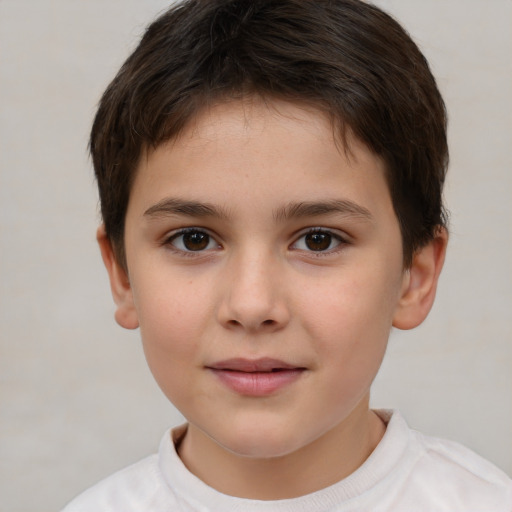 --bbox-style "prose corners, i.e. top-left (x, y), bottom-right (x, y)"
top-left (304, 282), bottom-right (391, 416)
top-left (133, 275), bottom-right (213, 385)
top-left (299, 266), bottom-right (400, 367)
top-left (134, 267), bottom-right (212, 332)
top-left (303, 274), bottom-right (395, 333)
